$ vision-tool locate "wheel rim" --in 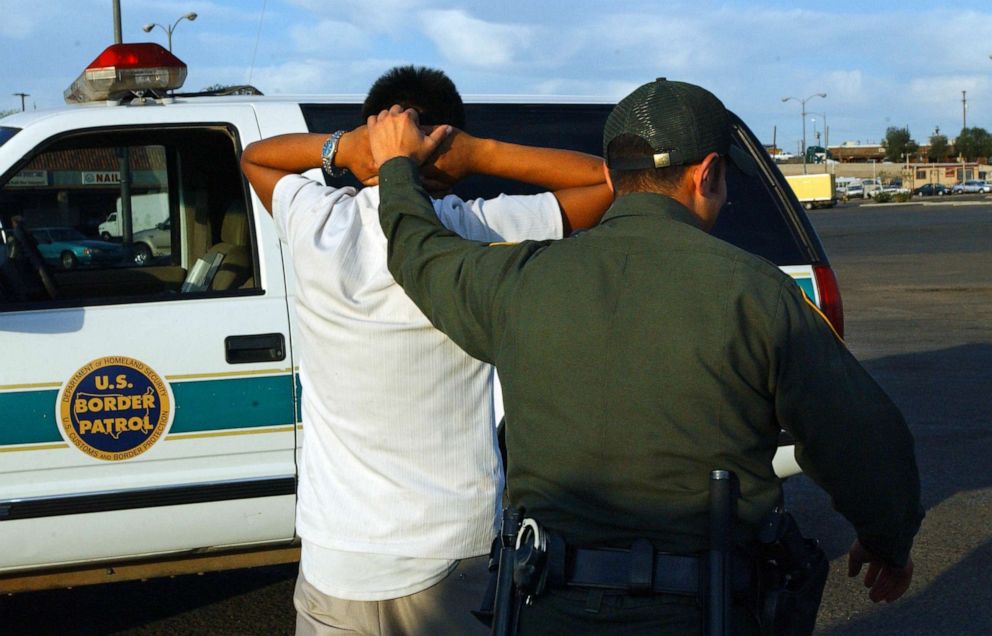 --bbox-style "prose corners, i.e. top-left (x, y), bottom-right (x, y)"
top-left (61, 252), bottom-right (76, 269)
top-left (134, 245), bottom-right (150, 265)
